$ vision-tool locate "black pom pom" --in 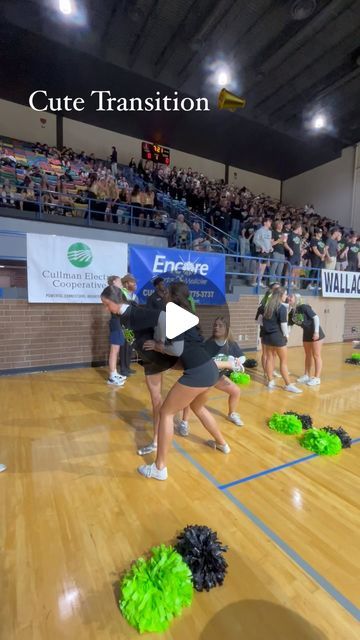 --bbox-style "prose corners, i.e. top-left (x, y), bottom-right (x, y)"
top-left (244, 359), bottom-right (258, 369)
top-left (322, 426), bottom-right (352, 448)
top-left (175, 525), bottom-right (228, 592)
top-left (284, 411), bottom-right (313, 430)
top-left (345, 358), bottom-right (360, 365)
